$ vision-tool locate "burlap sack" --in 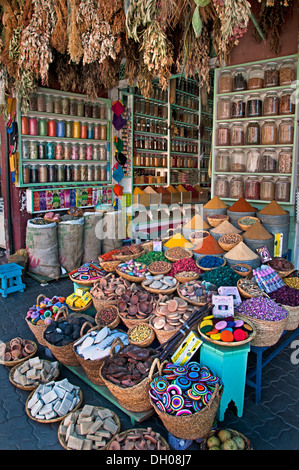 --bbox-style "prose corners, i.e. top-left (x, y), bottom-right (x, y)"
top-left (57, 217), bottom-right (84, 273)
top-left (82, 212), bottom-right (103, 263)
